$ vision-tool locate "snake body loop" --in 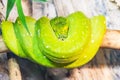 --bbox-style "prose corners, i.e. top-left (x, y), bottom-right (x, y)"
top-left (1, 11), bottom-right (106, 68)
